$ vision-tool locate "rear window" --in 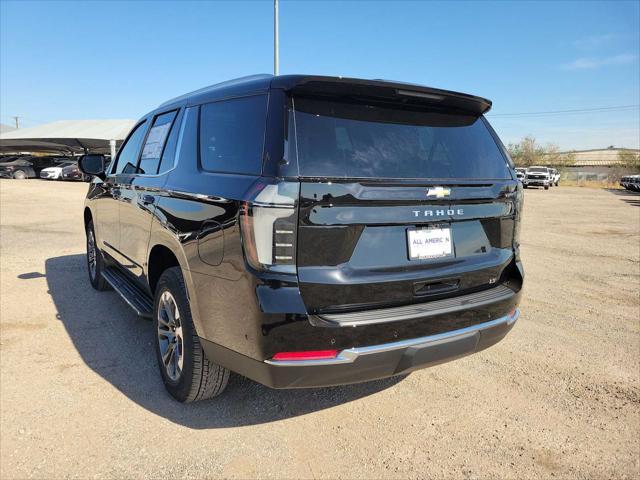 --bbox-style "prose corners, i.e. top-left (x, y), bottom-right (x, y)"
top-left (199, 95), bottom-right (267, 175)
top-left (289, 98), bottom-right (510, 179)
